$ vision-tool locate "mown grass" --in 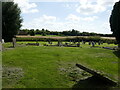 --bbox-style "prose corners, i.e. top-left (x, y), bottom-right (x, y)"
top-left (35, 35), bottom-right (61, 37)
top-left (2, 42), bottom-right (119, 88)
